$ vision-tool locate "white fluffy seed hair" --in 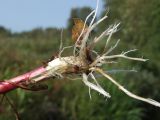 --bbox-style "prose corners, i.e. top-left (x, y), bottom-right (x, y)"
top-left (72, 0), bottom-right (159, 107)
top-left (35, 0), bottom-right (160, 108)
